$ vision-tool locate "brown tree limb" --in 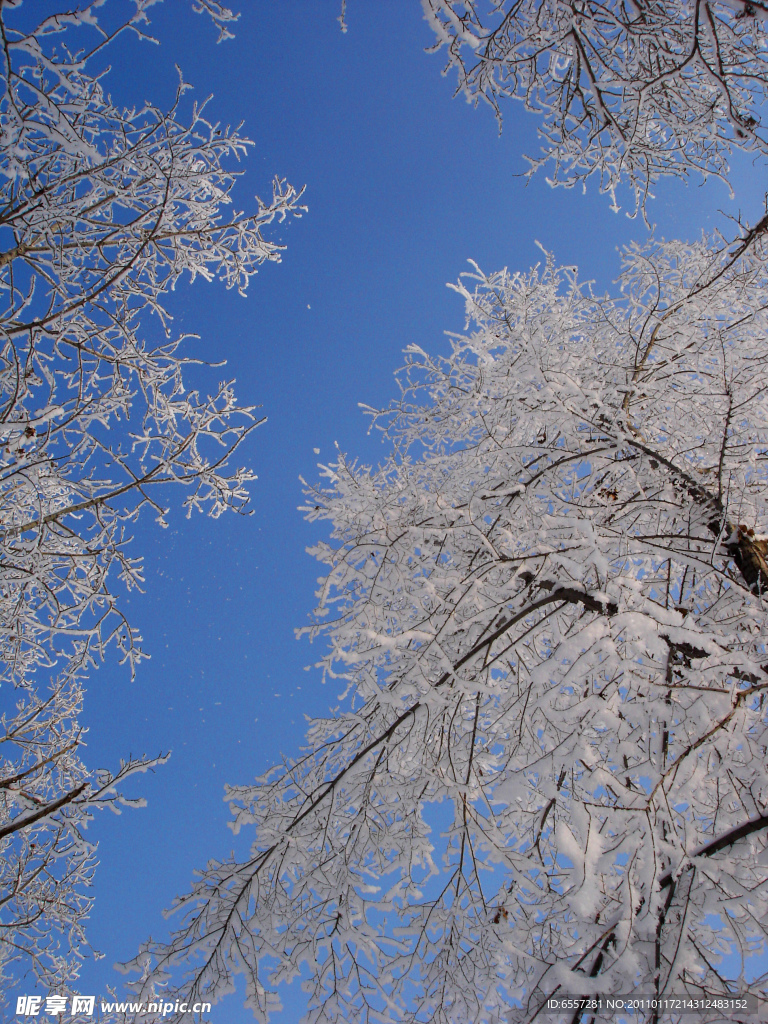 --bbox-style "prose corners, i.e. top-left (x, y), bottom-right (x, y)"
top-left (0, 782), bottom-right (88, 841)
